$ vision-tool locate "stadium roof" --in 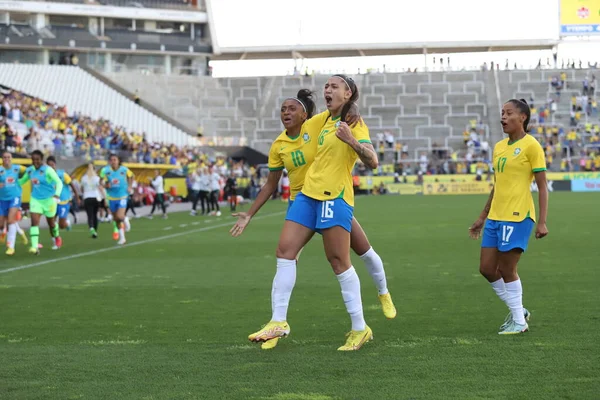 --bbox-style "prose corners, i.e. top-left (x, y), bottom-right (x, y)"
top-left (211, 39), bottom-right (558, 60)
